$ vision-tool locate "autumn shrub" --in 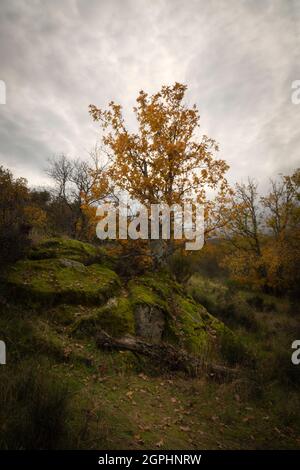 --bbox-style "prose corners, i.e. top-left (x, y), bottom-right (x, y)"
top-left (0, 166), bottom-right (33, 265)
